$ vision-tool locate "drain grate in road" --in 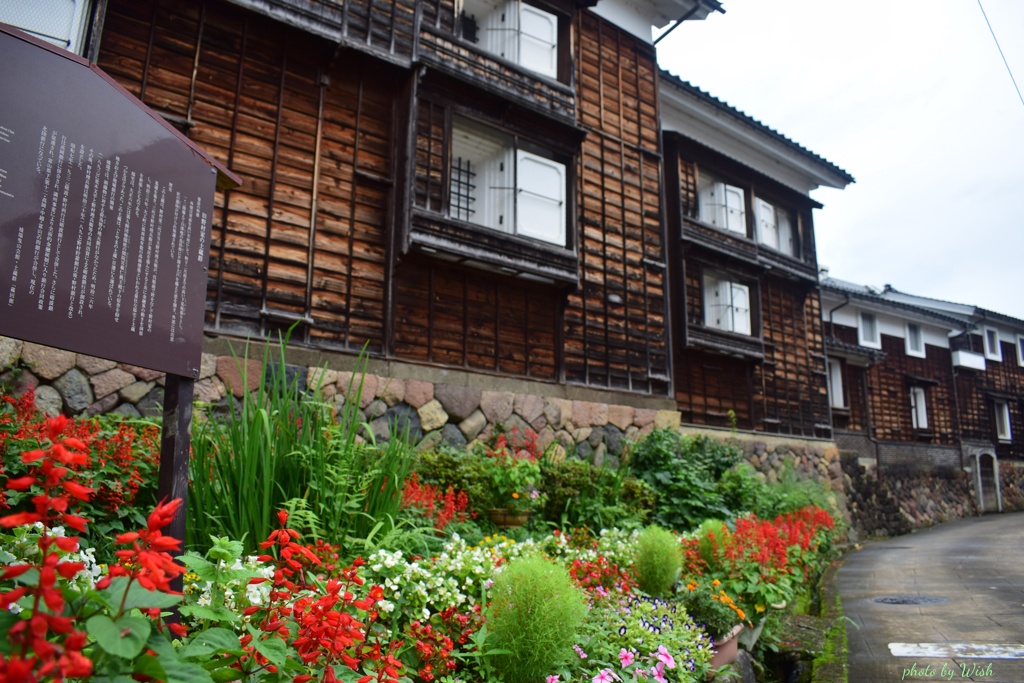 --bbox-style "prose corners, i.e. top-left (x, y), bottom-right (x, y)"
top-left (874, 595), bottom-right (948, 605)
